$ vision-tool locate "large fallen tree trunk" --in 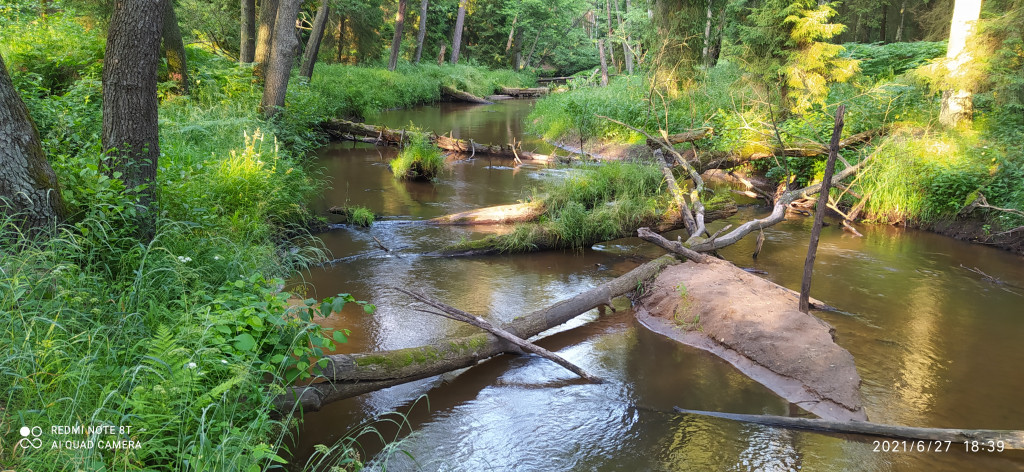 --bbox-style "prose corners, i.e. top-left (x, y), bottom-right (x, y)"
top-left (500, 86), bottom-right (549, 97)
top-left (275, 255), bottom-right (679, 411)
top-left (441, 85), bottom-right (493, 104)
top-left (673, 408), bottom-right (1024, 449)
top-left (426, 201), bottom-right (545, 225)
top-left (322, 118), bottom-right (557, 161)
